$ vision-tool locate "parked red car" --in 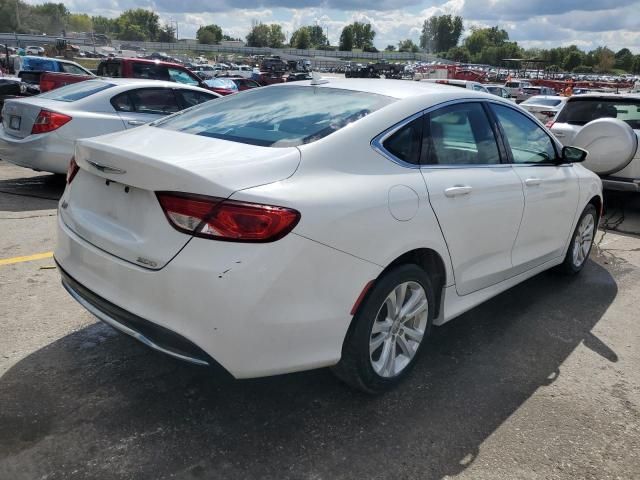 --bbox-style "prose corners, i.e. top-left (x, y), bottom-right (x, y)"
top-left (39, 57), bottom-right (210, 93)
